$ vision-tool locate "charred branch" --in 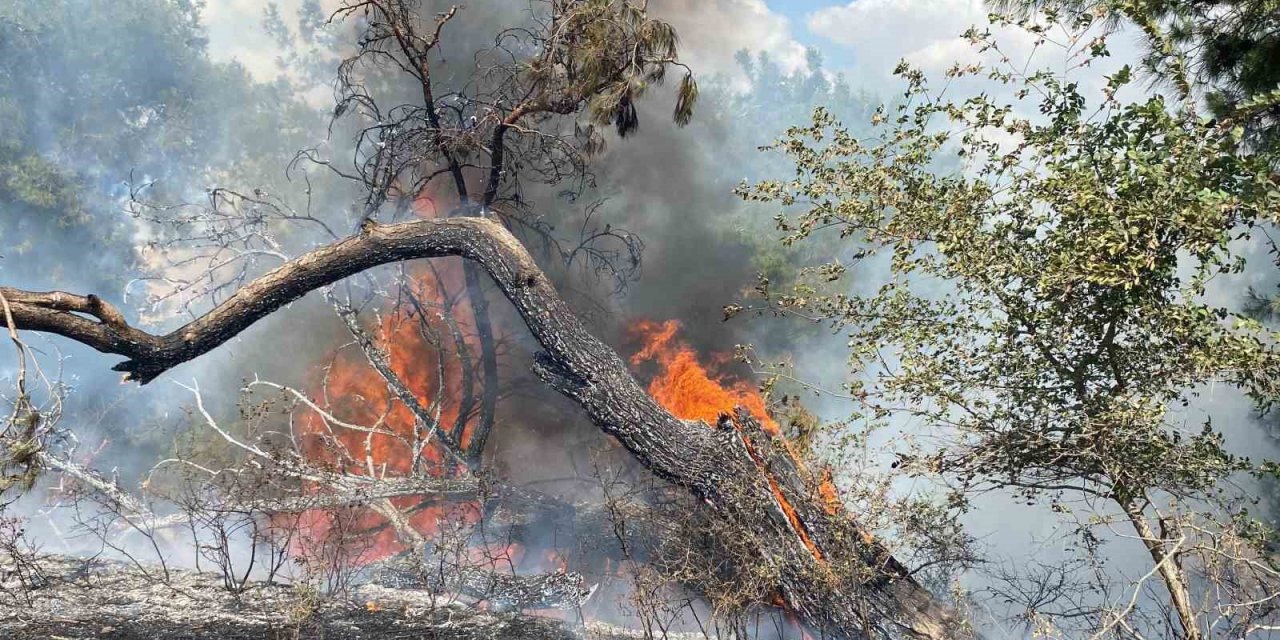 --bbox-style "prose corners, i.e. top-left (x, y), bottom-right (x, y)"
top-left (367, 554), bottom-right (593, 611)
top-left (0, 214), bottom-right (965, 639)
top-left (0, 554), bottom-right (651, 640)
